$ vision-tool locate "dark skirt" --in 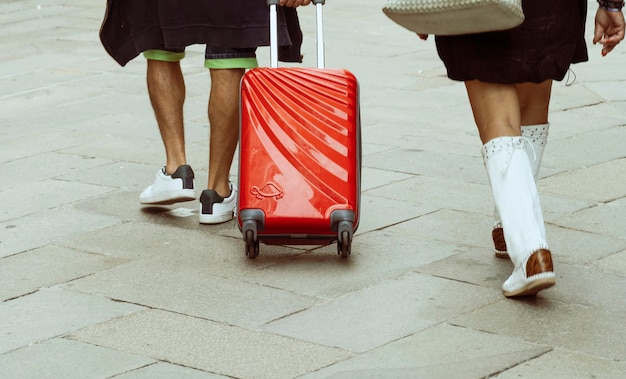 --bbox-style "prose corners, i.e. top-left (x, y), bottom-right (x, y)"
top-left (100, 0), bottom-right (303, 67)
top-left (435, 0), bottom-right (588, 83)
